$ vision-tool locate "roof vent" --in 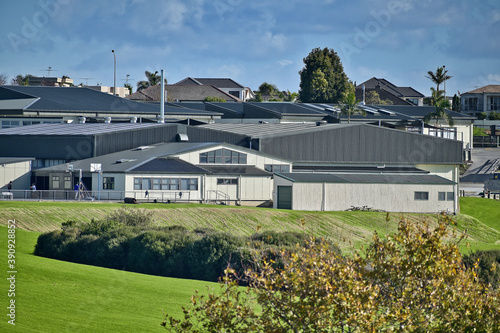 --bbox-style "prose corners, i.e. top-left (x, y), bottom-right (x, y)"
top-left (79, 116), bottom-right (86, 124)
top-left (176, 133), bottom-right (189, 142)
top-left (104, 117), bottom-right (112, 123)
top-left (316, 121), bottom-right (327, 126)
top-left (115, 158), bottom-right (136, 163)
top-left (259, 121), bottom-right (269, 124)
top-left (130, 116), bottom-right (137, 123)
top-left (135, 146), bottom-right (150, 150)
